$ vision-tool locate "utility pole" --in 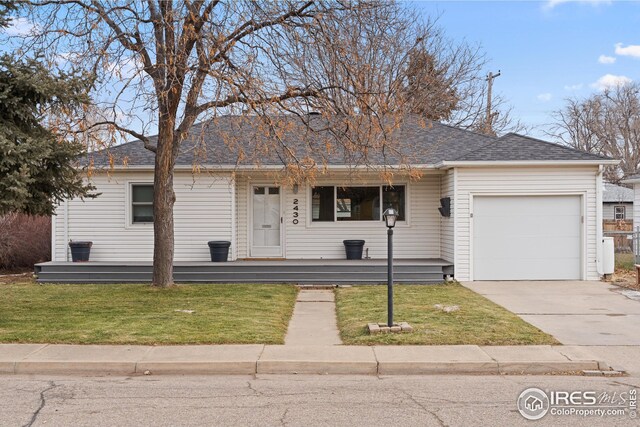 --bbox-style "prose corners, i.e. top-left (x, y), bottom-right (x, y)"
top-left (485, 70), bottom-right (501, 135)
